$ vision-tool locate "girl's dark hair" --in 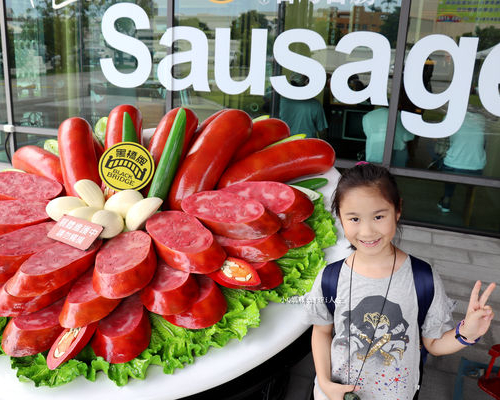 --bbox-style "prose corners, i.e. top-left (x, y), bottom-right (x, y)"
top-left (332, 164), bottom-right (401, 218)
